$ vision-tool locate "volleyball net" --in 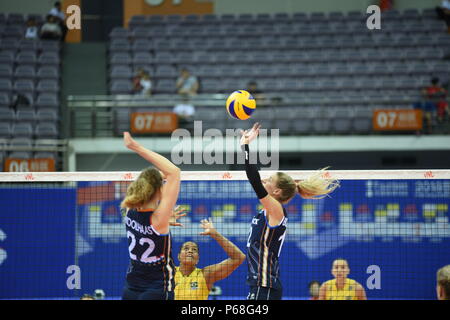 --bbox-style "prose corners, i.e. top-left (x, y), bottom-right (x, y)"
top-left (0, 170), bottom-right (449, 300)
